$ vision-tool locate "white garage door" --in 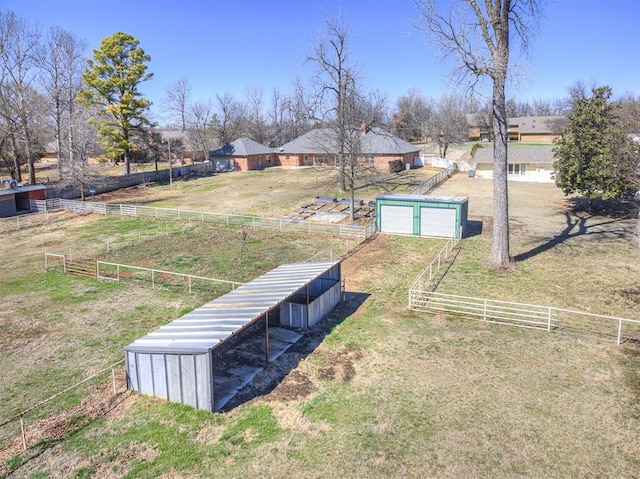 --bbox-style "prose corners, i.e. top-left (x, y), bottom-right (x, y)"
top-left (380, 205), bottom-right (413, 234)
top-left (420, 207), bottom-right (457, 237)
